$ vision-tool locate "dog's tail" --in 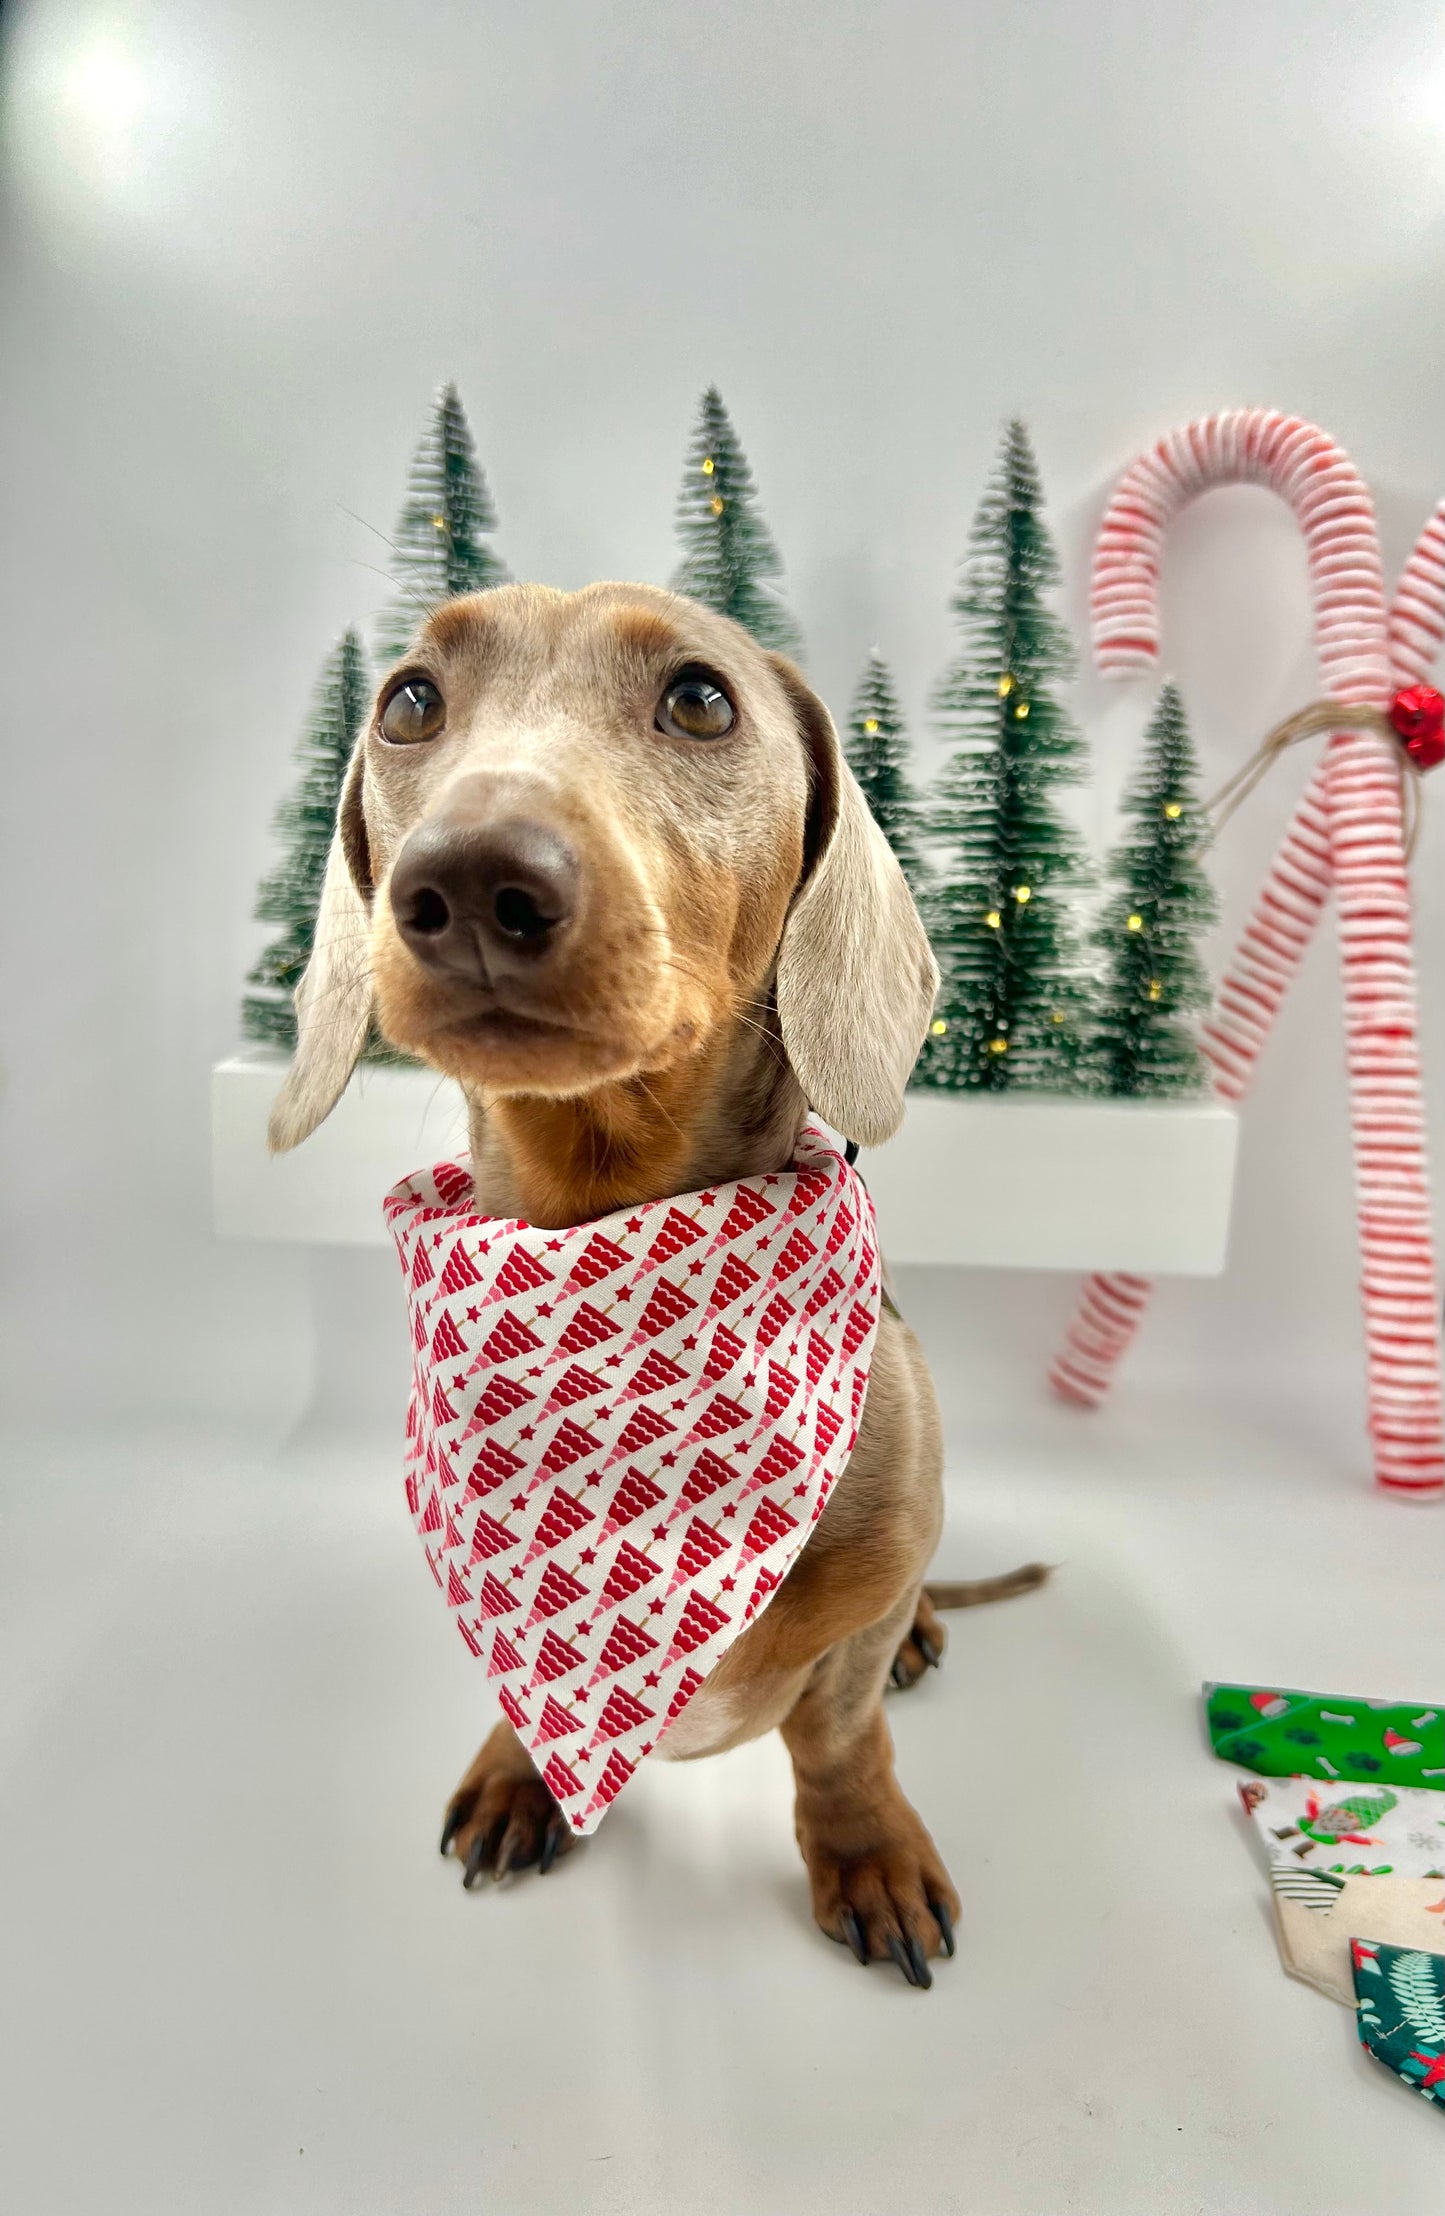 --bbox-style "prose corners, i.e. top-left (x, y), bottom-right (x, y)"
top-left (925, 1562), bottom-right (1051, 1610)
